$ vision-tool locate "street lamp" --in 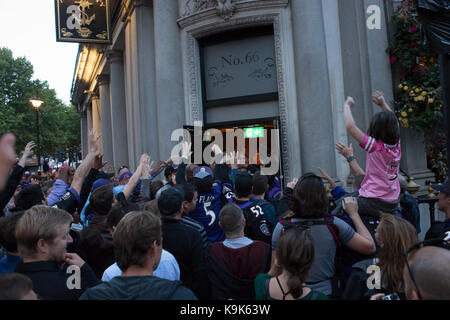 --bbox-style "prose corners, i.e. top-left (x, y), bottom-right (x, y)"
top-left (29, 91), bottom-right (43, 171)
